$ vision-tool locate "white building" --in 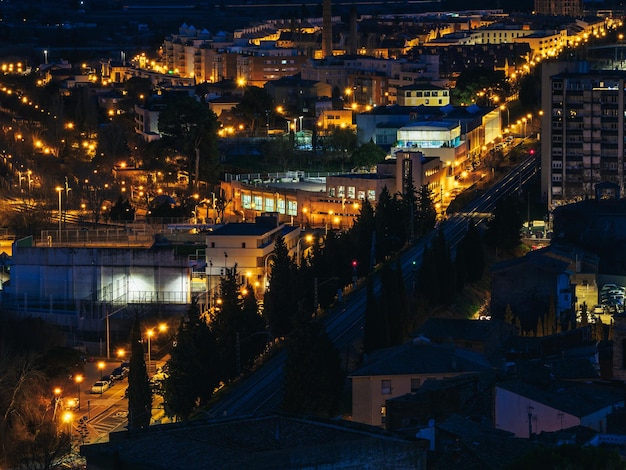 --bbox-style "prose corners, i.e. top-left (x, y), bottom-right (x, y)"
top-left (204, 215), bottom-right (301, 298)
top-left (3, 239), bottom-right (194, 332)
top-left (495, 380), bottom-right (624, 437)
